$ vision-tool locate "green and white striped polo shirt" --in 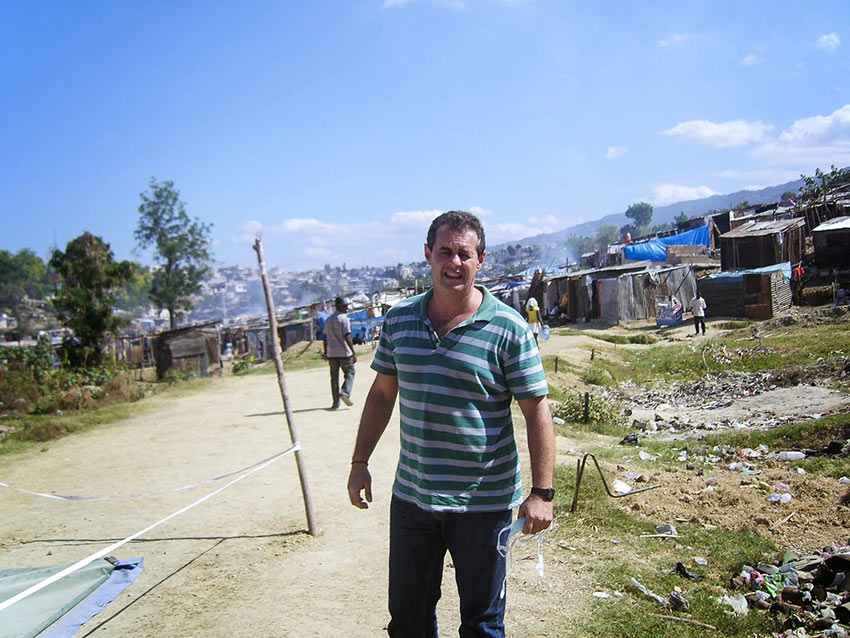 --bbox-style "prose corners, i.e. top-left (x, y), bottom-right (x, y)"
top-left (371, 285), bottom-right (548, 513)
